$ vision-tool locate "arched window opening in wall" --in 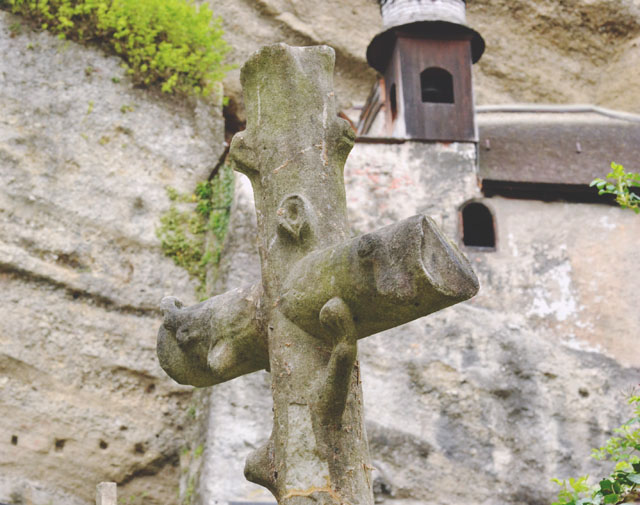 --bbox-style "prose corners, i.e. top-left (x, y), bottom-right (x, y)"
top-left (461, 201), bottom-right (496, 249)
top-left (420, 67), bottom-right (454, 104)
top-left (389, 83), bottom-right (398, 122)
